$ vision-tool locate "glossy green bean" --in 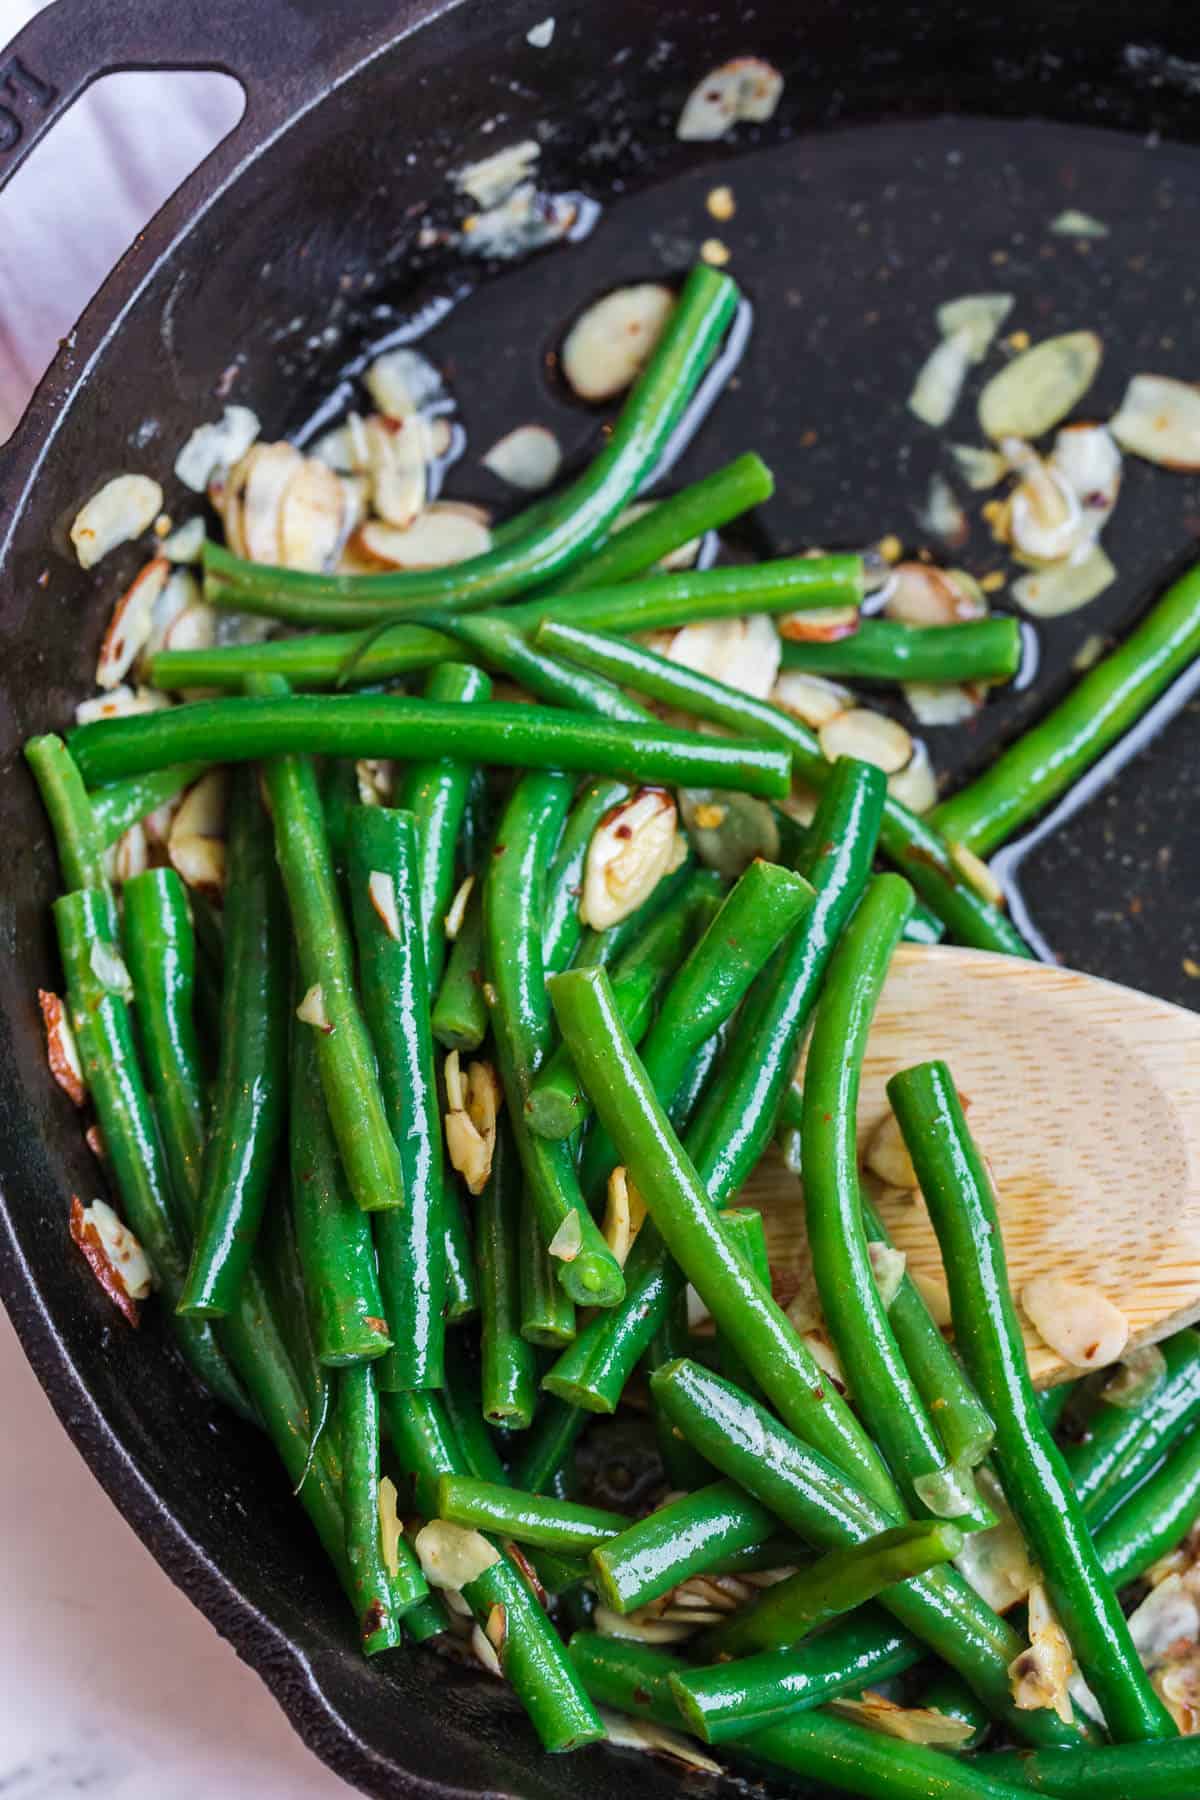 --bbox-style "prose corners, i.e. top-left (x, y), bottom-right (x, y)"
top-left (981, 1741), bottom-right (1200, 1798)
top-left (518, 1189), bottom-right (576, 1349)
top-left (90, 762), bottom-right (208, 844)
top-left (1093, 1424), bottom-right (1200, 1590)
top-left (649, 1358), bottom-right (1080, 1748)
top-left (337, 1364), bottom-right (407, 1652)
top-left (712, 1208), bottom-right (771, 1401)
top-left (436, 1476), bottom-right (624, 1552)
top-left (420, 611), bottom-right (649, 722)
top-left (27, 734), bottom-right (116, 927)
top-left (541, 778), bottom-right (629, 977)
top-left (780, 616), bottom-right (1021, 684)
top-left (1063, 1329), bottom-right (1200, 1526)
top-left (890, 1061), bottom-right (1175, 1743)
top-left (397, 660), bottom-right (493, 989)
top-left (150, 623), bottom-right (454, 692)
top-left (567, 1634), bottom-right (1038, 1798)
top-left (203, 266), bottom-right (739, 623)
top-left (544, 760), bottom-right (883, 1418)
top-left (477, 1120), bottom-right (536, 1427)
top-left (68, 693), bottom-right (794, 799)
top-left (384, 1388), bottom-right (465, 1515)
top-left (461, 1550), bottom-right (605, 1754)
top-left (670, 1610), bottom-right (923, 1744)
top-left (442, 1335), bottom-right (510, 1486)
top-left (903, 897), bottom-right (947, 945)
top-left (548, 963), bottom-right (897, 1512)
top-left (933, 561), bottom-right (1200, 852)
top-left (431, 882), bottom-right (487, 1051)
top-left (535, 618), bottom-right (1030, 956)
top-left (917, 1668), bottom-right (993, 1751)
top-left (442, 1176), bottom-right (479, 1325)
top-left (700, 1520), bottom-right (964, 1661)
top-left (645, 1281), bottom-right (714, 1492)
top-left (589, 1481), bottom-right (782, 1615)
top-left (510, 1396), bottom-right (587, 1499)
top-left (402, 1597), bottom-right (449, 1643)
top-left (180, 769), bottom-right (289, 1316)
top-left (348, 805), bottom-right (446, 1388)
top-left (289, 1022), bottom-right (392, 1366)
